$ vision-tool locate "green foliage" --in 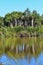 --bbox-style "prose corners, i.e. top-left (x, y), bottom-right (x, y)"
top-left (11, 11), bottom-right (23, 18)
top-left (0, 17), bottom-right (4, 27)
top-left (4, 13), bottom-right (12, 23)
top-left (24, 8), bottom-right (30, 17)
top-left (0, 8), bottom-right (43, 36)
top-left (13, 26), bottom-right (24, 33)
top-left (0, 8), bottom-right (43, 27)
